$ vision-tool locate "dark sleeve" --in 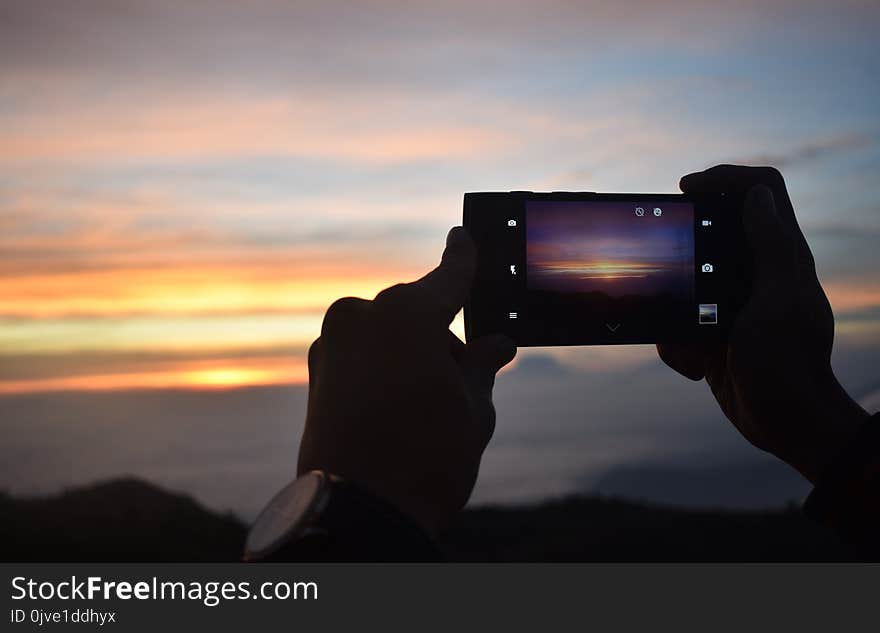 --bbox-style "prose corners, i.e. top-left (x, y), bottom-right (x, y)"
top-left (803, 412), bottom-right (880, 559)
top-left (262, 480), bottom-right (443, 562)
